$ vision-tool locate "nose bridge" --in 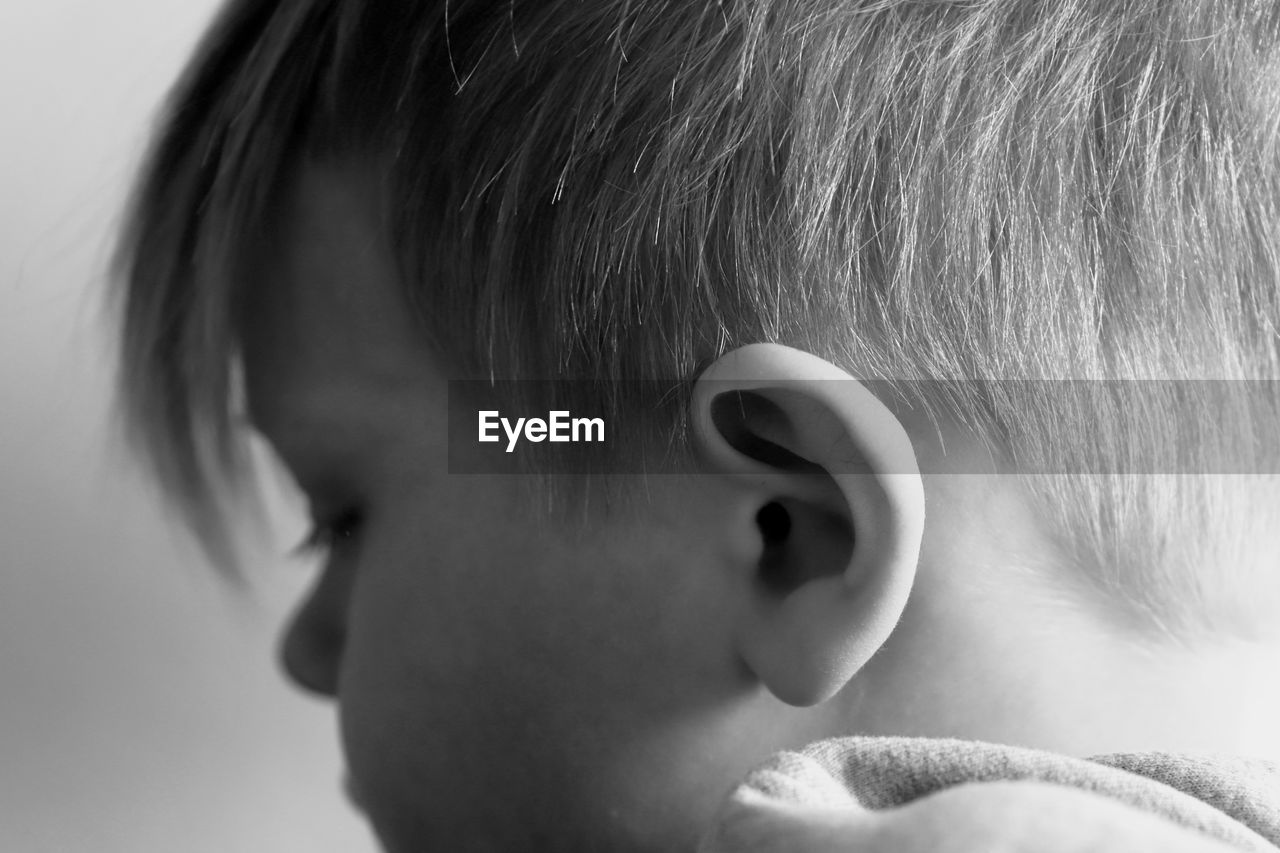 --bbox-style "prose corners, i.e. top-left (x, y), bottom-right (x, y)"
top-left (280, 565), bottom-right (350, 697)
